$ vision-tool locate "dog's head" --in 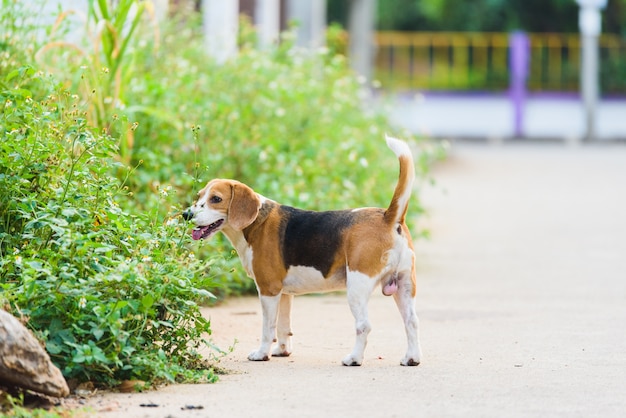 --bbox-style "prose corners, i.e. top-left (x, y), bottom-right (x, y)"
top-left (183, 179), bottom-right (261, 240)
